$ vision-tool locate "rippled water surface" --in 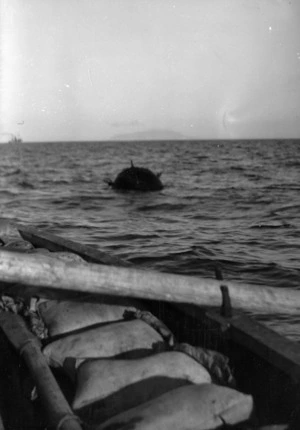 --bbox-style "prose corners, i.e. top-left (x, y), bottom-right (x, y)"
top-left (0, 140), bottom-right (299, 340)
